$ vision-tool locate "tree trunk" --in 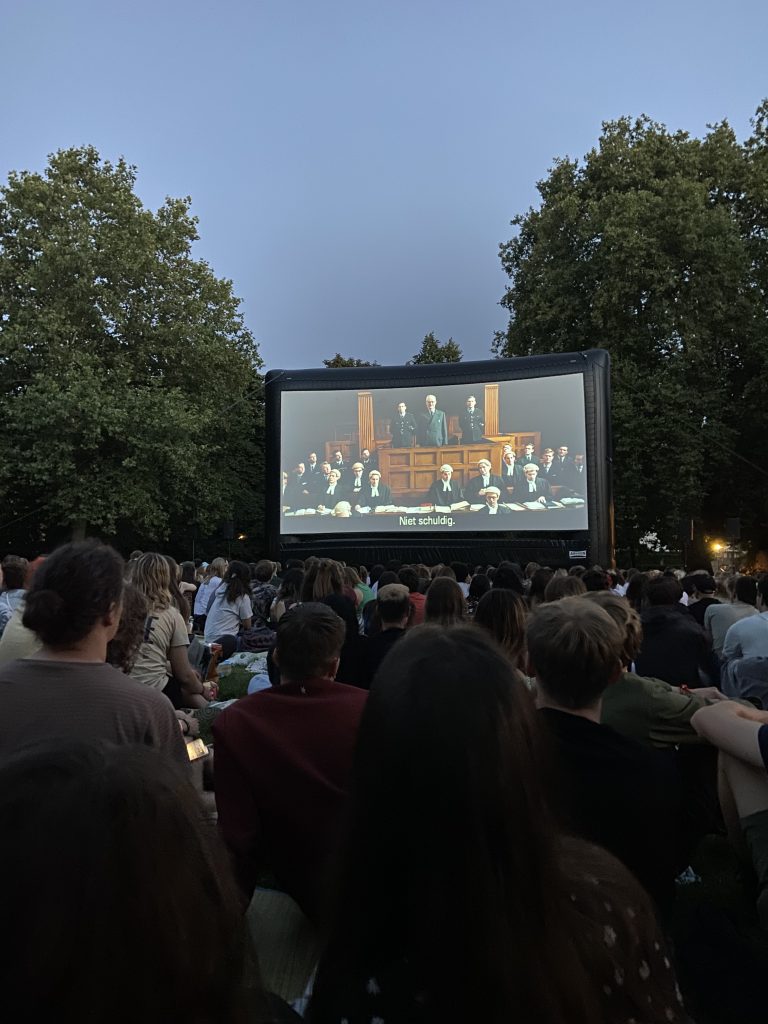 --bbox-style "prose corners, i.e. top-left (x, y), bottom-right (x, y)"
top-left (71, 517), bottom-right (87, 541)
